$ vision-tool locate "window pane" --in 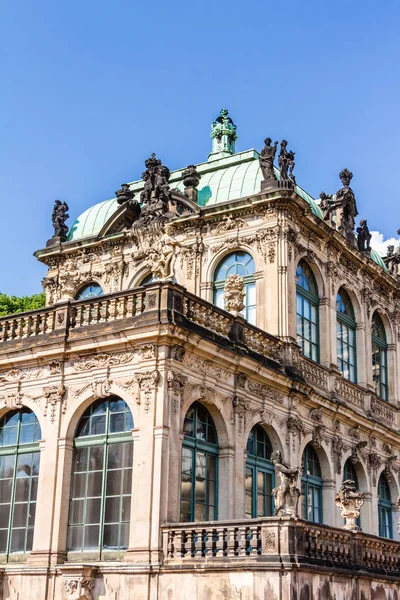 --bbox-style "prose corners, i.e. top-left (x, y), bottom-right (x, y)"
top-left (106, 470), bottom-right (122, 496)
top-left (72, 473), bottom-right (87, 498)
top-left (86, 498), bottom-right (101, 525)
top-left (0, 504), bottom-right (11, 529)
top-left (87, 471), bottom-right (103, 497)
top-left (84, 525), bottom-right (99, 549)
top-left (12, 503), bottom-right (28, 528)
top-left (69, 499), bottom-right (84, 525)
top-left (0, 479), bottom-right (12, 504)
top-left (10, 528), bottom-right (25, 553)
top-left (67, 525), bottom-right (83, 550)
top-left (104, 497), bottom-right (121, 524)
